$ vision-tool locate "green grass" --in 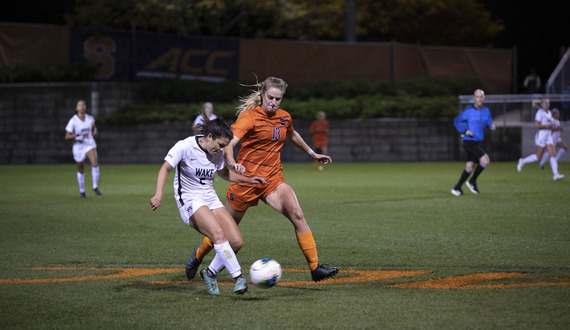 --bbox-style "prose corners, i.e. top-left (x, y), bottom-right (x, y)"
top-left (1, 162), bottom-right (569, 329)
